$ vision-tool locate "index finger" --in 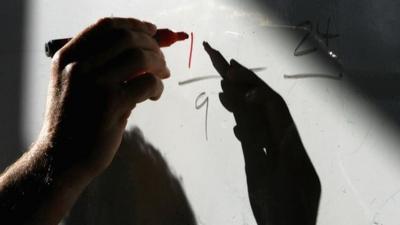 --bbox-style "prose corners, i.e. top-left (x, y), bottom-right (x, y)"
top-left (203, 41), bottom-right (230, 78)
top-left (101, 17), bottom-right (157, 36)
